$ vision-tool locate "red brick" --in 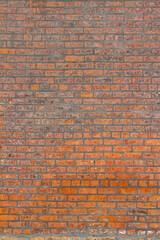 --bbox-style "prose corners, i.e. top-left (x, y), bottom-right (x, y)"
top-left (0, 0), bottom-right (159, 238)
top-left (59, 188), bottom-right (77, 194)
